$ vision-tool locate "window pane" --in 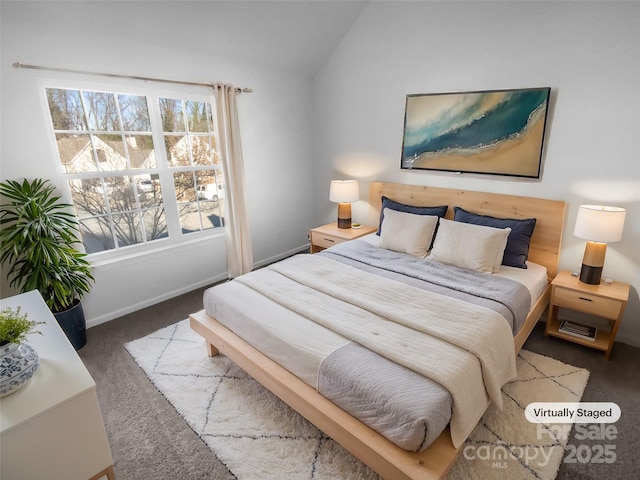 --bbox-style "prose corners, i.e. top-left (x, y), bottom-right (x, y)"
top-left (46, 88), bottom-right (86, 130)
top-left (195, 169), bottom-right (217, 191)
top-left (83, 91), bottom-right (119, 131)
top-left (200, 201), bottom-right (224, 229)
top-left (56, 134), bottom-right (96, 173)
top-left (191, 135), bottom-right (213, 165)
top-left (185, 100), bottom-right (211, 133)
top-left (174, 171), bottom-right (196, 202)
top-left (113, 212), bottom-right (143, 247)
top-left (178, 203), bottom-right (201, 234)
top-left (127, 135), bottom-right (156, 169)
top-left (91, 134), bottom-right (129, 172)
top-left (142, 208), bottom-right (168, 241)
top-left (106, 176), bottom-right (136, 212)
top-left (68, 179), bottom-right (109, 218)
top-left (134, 175), bottom-right (162, 206)
top-left (175, 169), bottom-right (225, 233)
top-left (159, 98), bottom-right (184, 132)
top-left (118, 94), bottom-right (151, 131)
top-left (164, 134), bottom-right (190, 166)
top-left (94, 134), bottom-right (128, 171)
top-left (79, 216), bottom-right (115, 254)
